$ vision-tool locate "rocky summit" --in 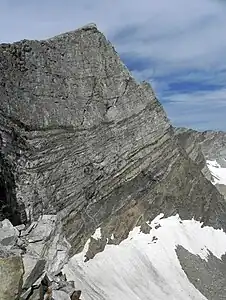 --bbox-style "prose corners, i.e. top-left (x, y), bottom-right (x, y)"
top-left (1, 24), bottom-right (226, 299)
